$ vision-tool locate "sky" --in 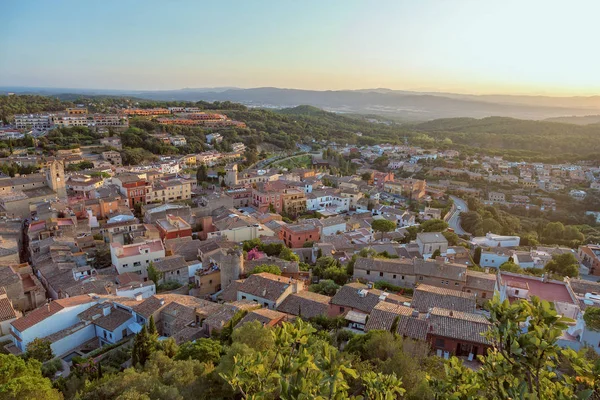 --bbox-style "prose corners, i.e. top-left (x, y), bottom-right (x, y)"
top-left (1, 0), bottom-right (599, 95)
